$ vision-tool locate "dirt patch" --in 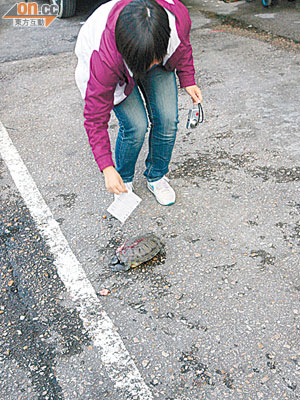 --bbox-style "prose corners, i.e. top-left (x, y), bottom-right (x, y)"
top-left (170, 150), bottom-right (257, 181)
